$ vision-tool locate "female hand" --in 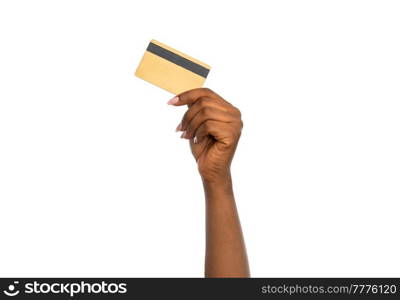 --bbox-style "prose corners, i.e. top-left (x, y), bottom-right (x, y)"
top-left (168, 88), bottom-right (249, 277)
top-left (168, 88), bottom-right (243, 184)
